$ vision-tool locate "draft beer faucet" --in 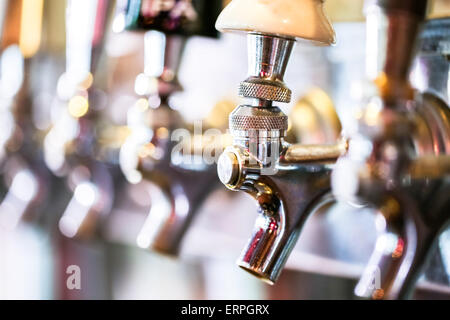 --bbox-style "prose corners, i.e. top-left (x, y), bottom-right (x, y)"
top-left (44, 0), bottom-right (115, 240)
top-left (214, 0), bottom-right (347, 284)
top-left (332, 0), bottom-right (450, 299)
top-left (117, 0), bottom-right (225, 255)
top-left (0, 0), bottom-right (50, 229)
